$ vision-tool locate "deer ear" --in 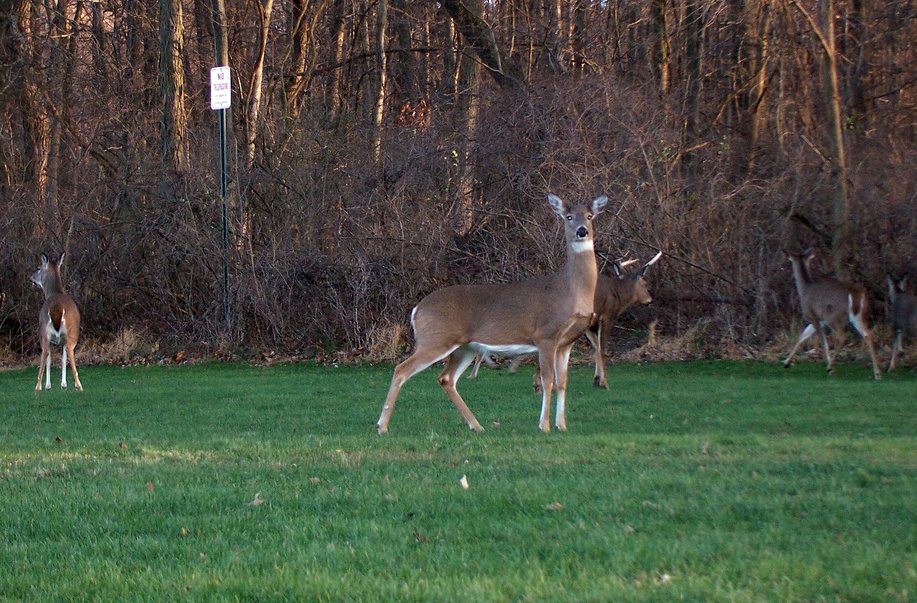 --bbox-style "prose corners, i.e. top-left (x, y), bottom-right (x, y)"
top-left (547, 193), bottom-right (566, 216)
top-left (591, 195), bottom-right (608, 215)
top-left (57, 252), bottom-right (65, 267)
top-left (40, 253), bottom-right (49, 266)
top-left (803, 247), bottom-right (815, 259)
top-left (901, 273), bottom-right (909, 291)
